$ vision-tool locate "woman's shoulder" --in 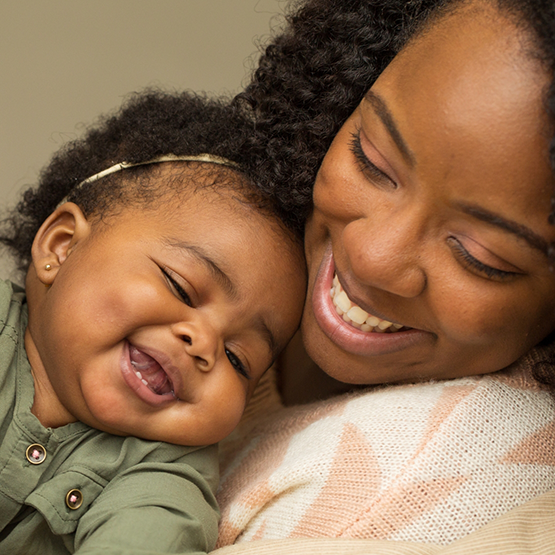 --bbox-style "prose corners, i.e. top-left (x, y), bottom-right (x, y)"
top-left (228, 354), bottom-right (554, 450)
top-left (217, 349), bottom-right (555, 546)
